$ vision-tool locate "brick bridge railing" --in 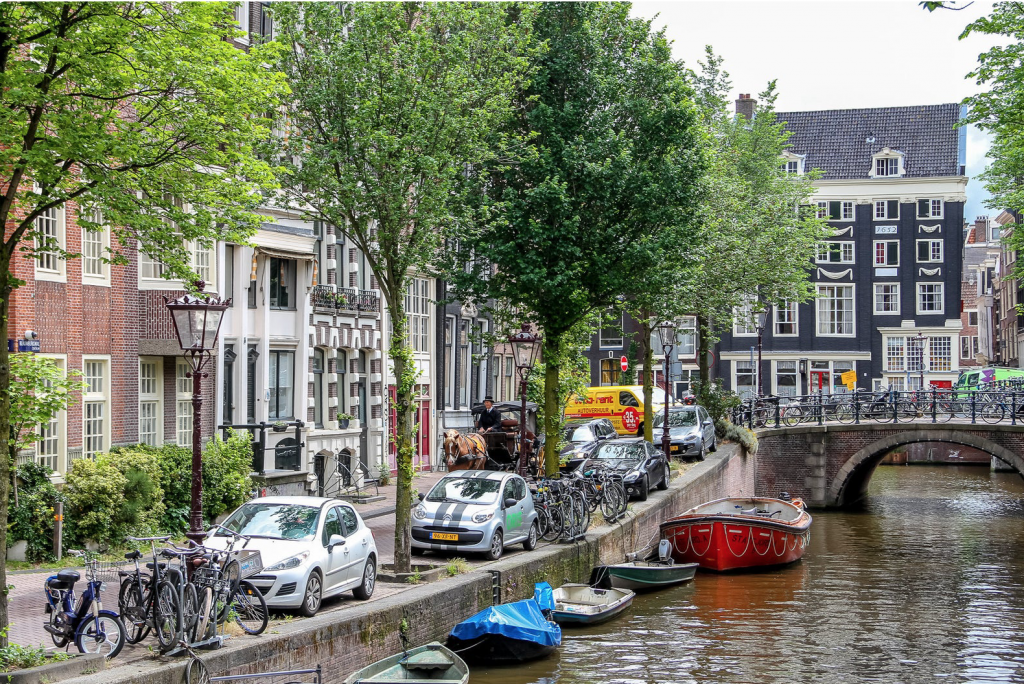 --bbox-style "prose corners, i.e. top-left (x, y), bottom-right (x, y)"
top-left (753, 422), bottom-right (1024, 508)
